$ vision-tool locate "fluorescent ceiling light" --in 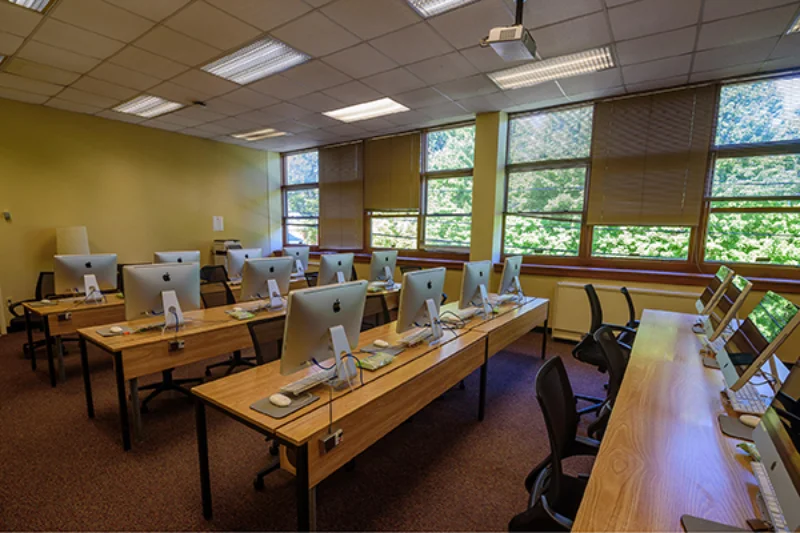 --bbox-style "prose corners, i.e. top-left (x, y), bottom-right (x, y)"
top-left (789, 14), bottom-right (800, 34)
top-left (324, 98), bottom-right (409, 123)
top-left (114, 95), bottom-right (184, 118)
top-left (488, 46), bottom-right (615, 90)
top-left (232, 128), bottom-right (288, 141)
top-left (406, 0), bottom-right (479, 17)
top-left (202, 38), bottom-right (309, 85)
top-left (7, 0), bottom-right (51, 12)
